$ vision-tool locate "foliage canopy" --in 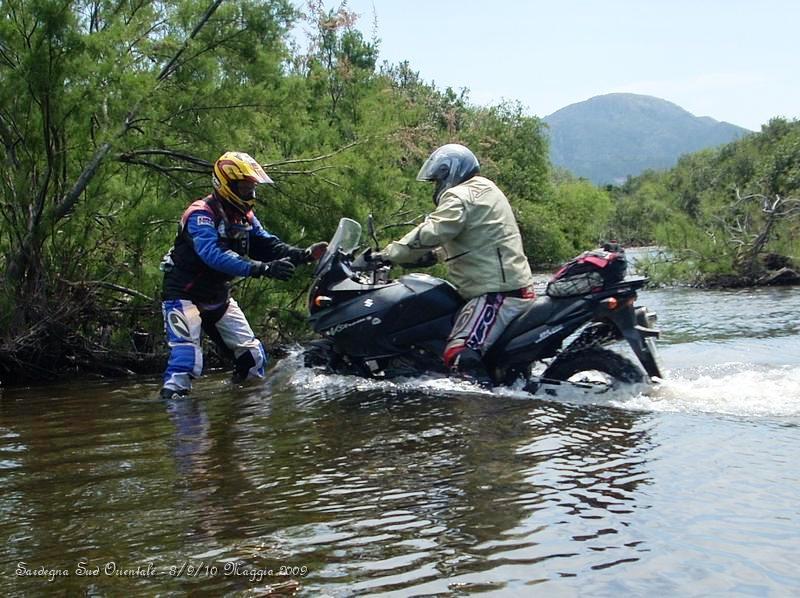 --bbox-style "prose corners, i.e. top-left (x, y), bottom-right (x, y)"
top-left (1, 0), bottom-right (618, 384)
